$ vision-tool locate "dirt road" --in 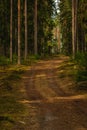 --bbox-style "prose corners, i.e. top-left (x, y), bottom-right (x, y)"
top-left (17, 57), bottom-right (87, 130)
